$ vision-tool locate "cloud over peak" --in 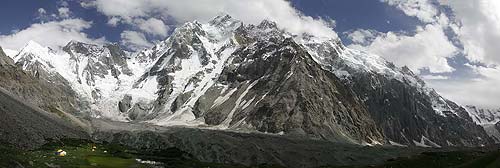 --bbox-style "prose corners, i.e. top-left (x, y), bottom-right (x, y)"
top-left (0, 19), bottom-right (105, 51)
top-left (82, 0), bottom-right (338, 51)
